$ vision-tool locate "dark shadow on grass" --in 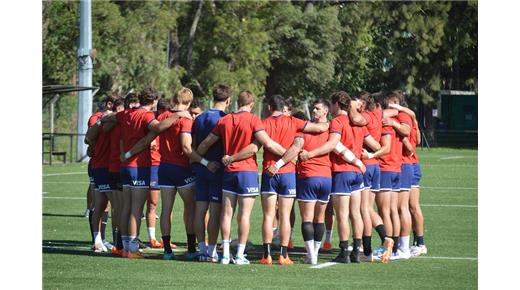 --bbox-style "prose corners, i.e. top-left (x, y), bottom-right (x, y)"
top-left (43, 213), bottom-right (85, 218)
